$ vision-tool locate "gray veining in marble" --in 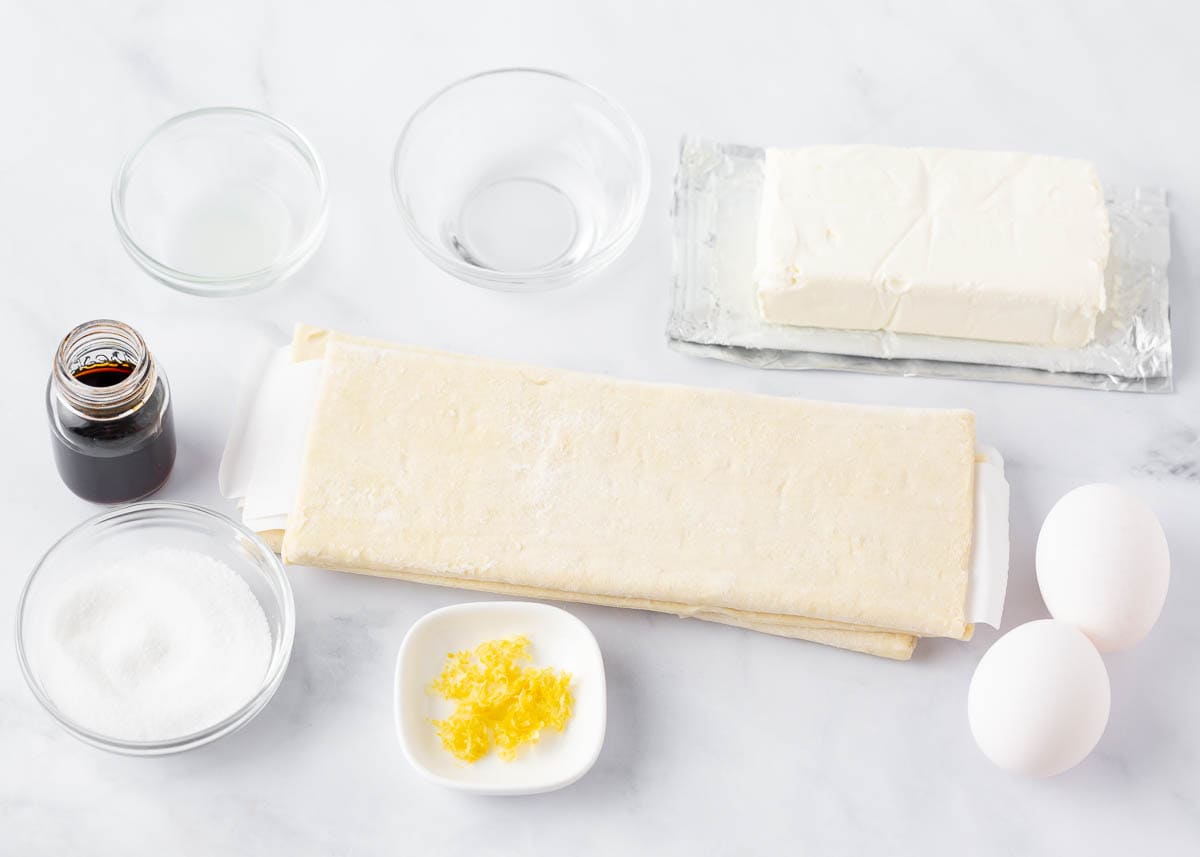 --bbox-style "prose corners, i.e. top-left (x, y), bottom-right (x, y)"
top-left (2, 1), bottom-right (1198, 854)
